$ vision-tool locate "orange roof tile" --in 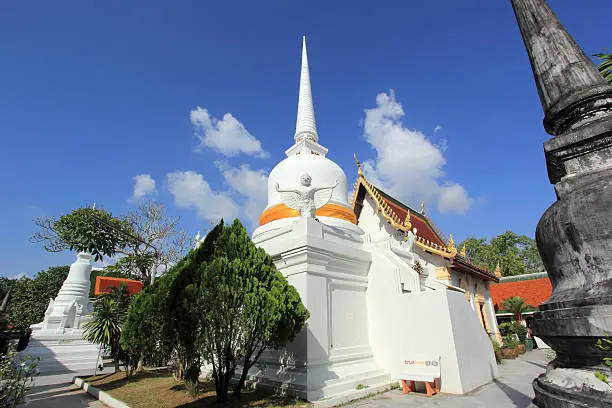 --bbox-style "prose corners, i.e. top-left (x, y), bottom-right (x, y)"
top-left (94, 276), bottom-right (143, 296)
top-left (490, 276), bottom-right (552, 309)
